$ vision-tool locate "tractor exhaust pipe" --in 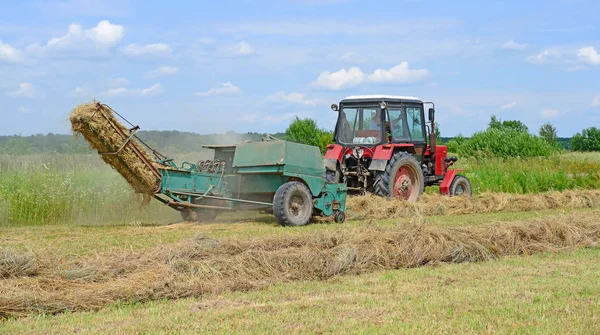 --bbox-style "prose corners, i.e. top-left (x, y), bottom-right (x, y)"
top-left (426, 104), bottom-right (436, 155)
